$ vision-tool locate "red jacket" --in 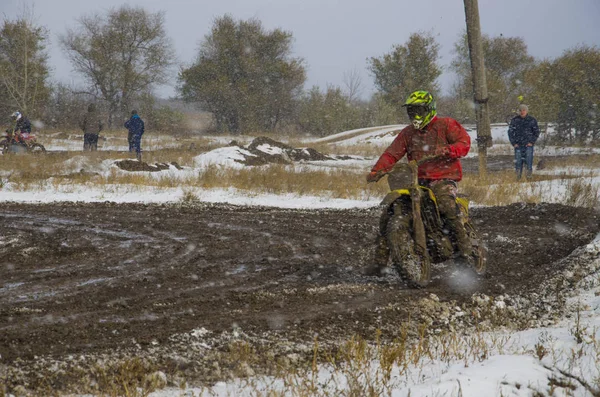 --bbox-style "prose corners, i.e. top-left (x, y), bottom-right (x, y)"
top-left (370, 116), bottom-right (471, 181)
